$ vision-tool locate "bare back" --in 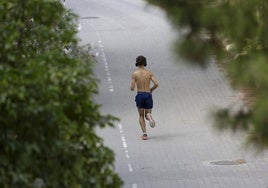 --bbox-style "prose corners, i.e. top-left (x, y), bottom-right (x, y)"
top-left (130, 67), bottom-right (158, 93)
